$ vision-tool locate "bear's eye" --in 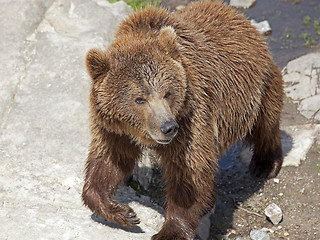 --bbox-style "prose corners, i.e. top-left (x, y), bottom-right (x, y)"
top-left (164, 91), bottom-right (171, 99)
top-left (135, 97), bottom-right (147, 104)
